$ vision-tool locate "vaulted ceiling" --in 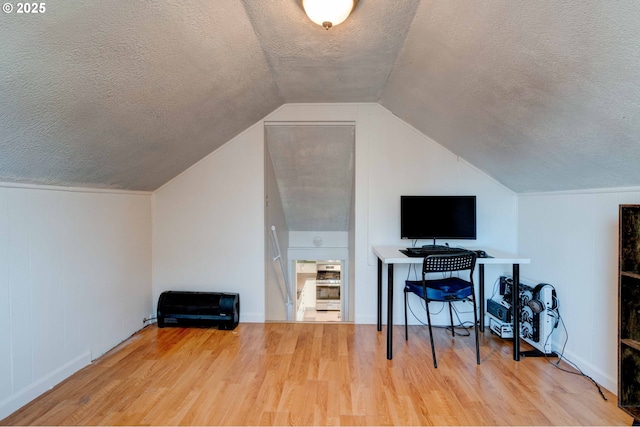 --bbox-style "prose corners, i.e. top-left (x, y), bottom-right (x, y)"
top-left (1, 0), bottom-right (639, 193)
